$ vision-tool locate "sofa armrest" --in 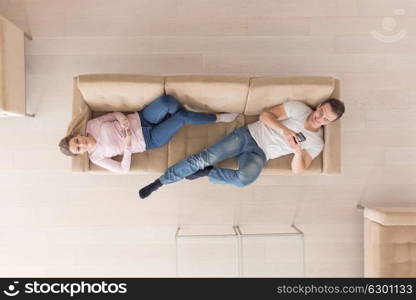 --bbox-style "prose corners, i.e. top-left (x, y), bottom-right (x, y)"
top-left (322, 78), bottom-right (341, 175)
top-left (70, 77), bottom-right (91, 172)
top-left (322, 120), bottom-right (341, 174)
top-left (364, 207), bottom-right (416, 226)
